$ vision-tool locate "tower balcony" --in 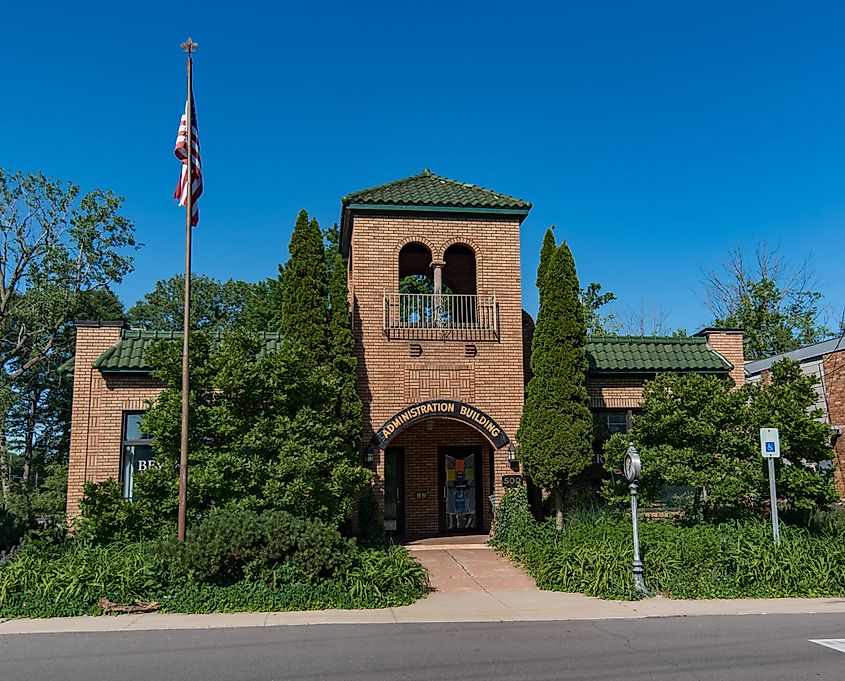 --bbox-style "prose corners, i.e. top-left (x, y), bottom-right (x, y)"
top-left (383, 292), bottom-right (500, 342)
